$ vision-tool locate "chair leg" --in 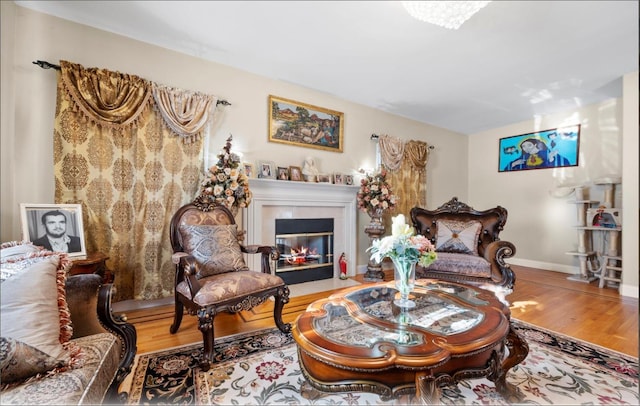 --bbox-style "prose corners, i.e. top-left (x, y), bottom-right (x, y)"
top-left (169, 296), bottom-right (184, 334)
top-left (273, 286), bottom-right (292, 333)
top-left (197, 307), bottom-right (215, 371)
